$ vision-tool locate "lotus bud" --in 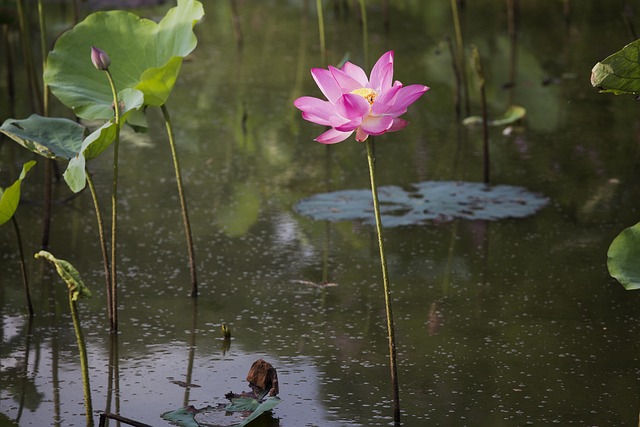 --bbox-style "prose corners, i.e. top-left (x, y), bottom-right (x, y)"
top-left (91, 46), bottom-right (111, 71)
